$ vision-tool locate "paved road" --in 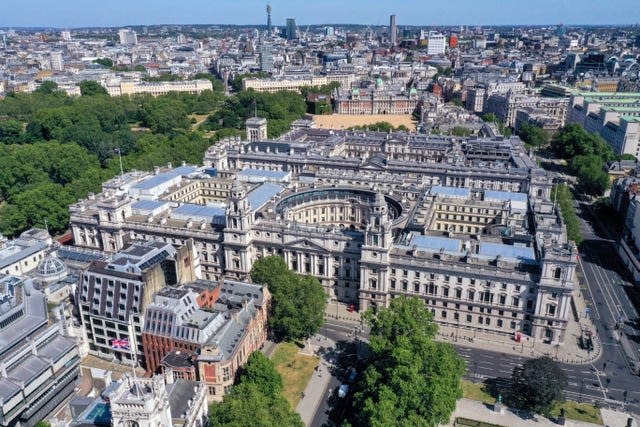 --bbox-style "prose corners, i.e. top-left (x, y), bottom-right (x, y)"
top-left (310, 372), bottom-right (340, 427)
top-left (320, 315), bottom-right (640, 420)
